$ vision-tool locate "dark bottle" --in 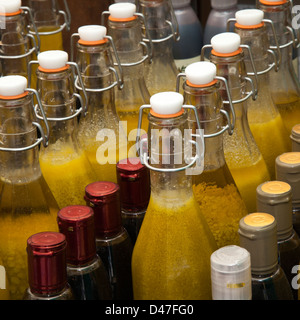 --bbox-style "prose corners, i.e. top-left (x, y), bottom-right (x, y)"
top-left (85, 181), bottom-right (133, 300)
top-left (23, 231), bottom-right (74, 300)
top-left (239, 212), bottom-right (293, 300)
top-left (116, 157), bottom-right (150, 245)
top-left (57, 205), bottom-right (112, 300)
top-left (256, 180), bottom-right (300, 300)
